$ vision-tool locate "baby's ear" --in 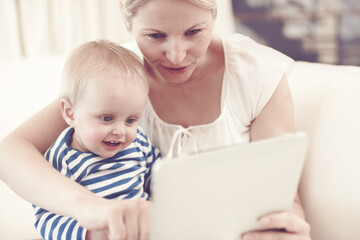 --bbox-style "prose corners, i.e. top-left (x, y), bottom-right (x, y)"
top-left (60, 98), bottom-right (75, 126)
